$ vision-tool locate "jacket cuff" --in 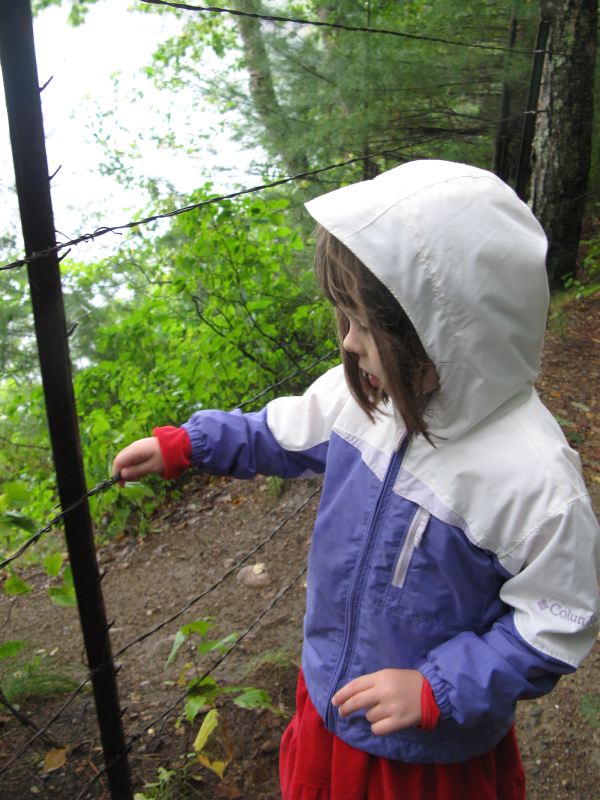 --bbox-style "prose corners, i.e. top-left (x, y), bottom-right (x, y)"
top-left (418, 677), bottom-right (441, 730)
top-left (153, 426), bottom-right (192, 480)
top-left (418, 661), bottom-right (454, 721)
